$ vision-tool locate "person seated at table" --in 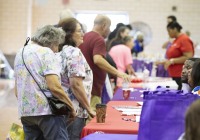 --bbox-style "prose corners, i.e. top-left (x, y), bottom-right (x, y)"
top-left (181, 58), bottom-right (200, 92)
top-left (188, 60), bottom-right (200, 95)
top-left (58, 18), bottom-right (95, 140)
top-left (109, 36), bottom-right (136, 84)
top-left (108, 26), bottom-right (130, 51)
top-left (163, 21), bottom-right (194, 90)
top-left (178, 99), bottom-right (200, 140)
